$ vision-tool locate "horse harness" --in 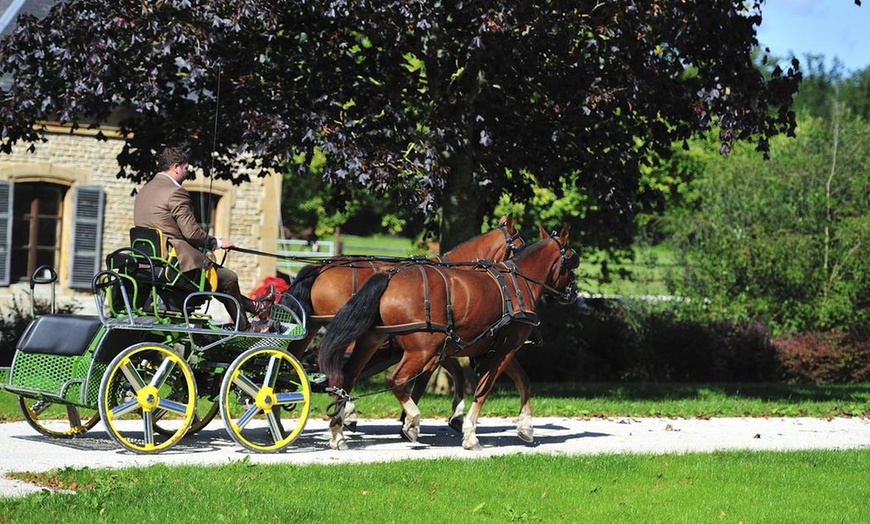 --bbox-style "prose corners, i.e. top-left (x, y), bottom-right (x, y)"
top-left (373, 259), bottom-right (541, 353)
